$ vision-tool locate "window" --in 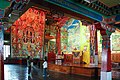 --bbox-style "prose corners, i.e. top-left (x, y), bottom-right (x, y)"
top-left (4, 45), bottom-right (10, 60)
